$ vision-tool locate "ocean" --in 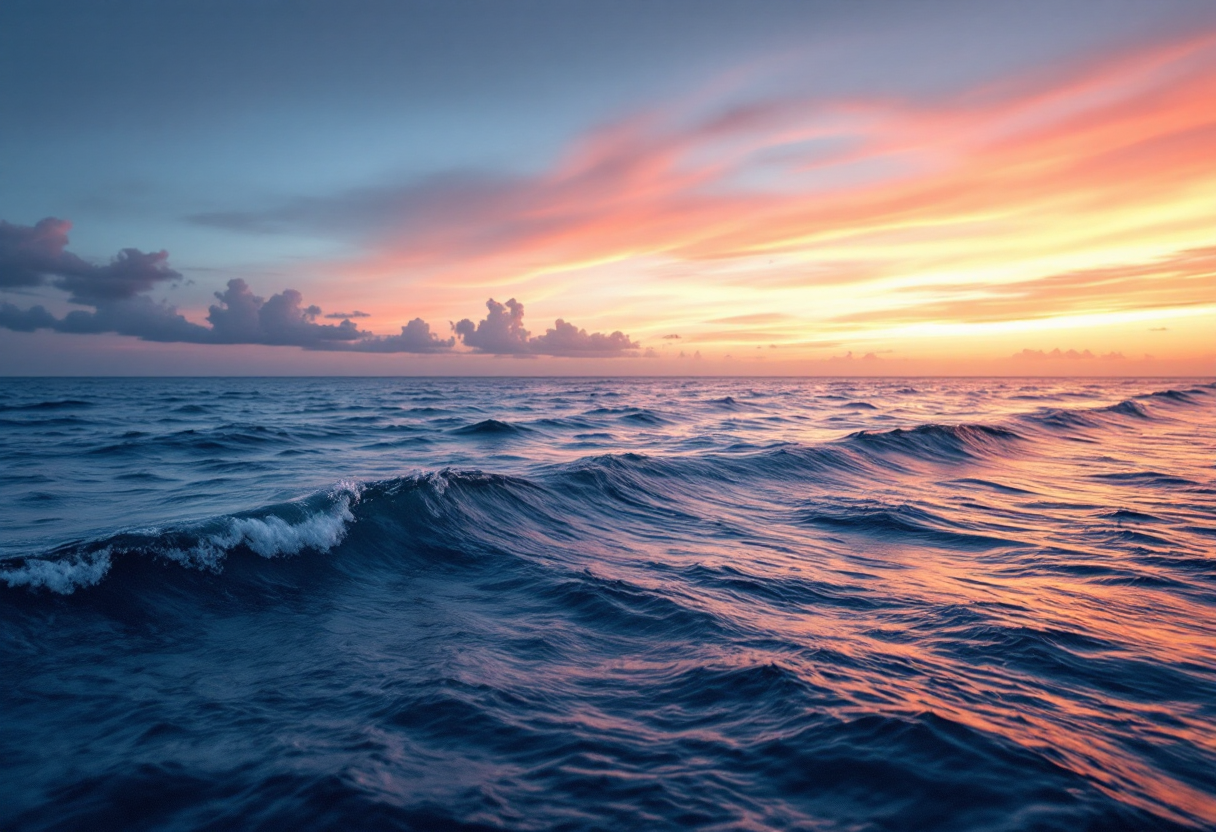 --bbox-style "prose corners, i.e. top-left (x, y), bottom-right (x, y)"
top-left (1, 377), bottom-right (1214, 831)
